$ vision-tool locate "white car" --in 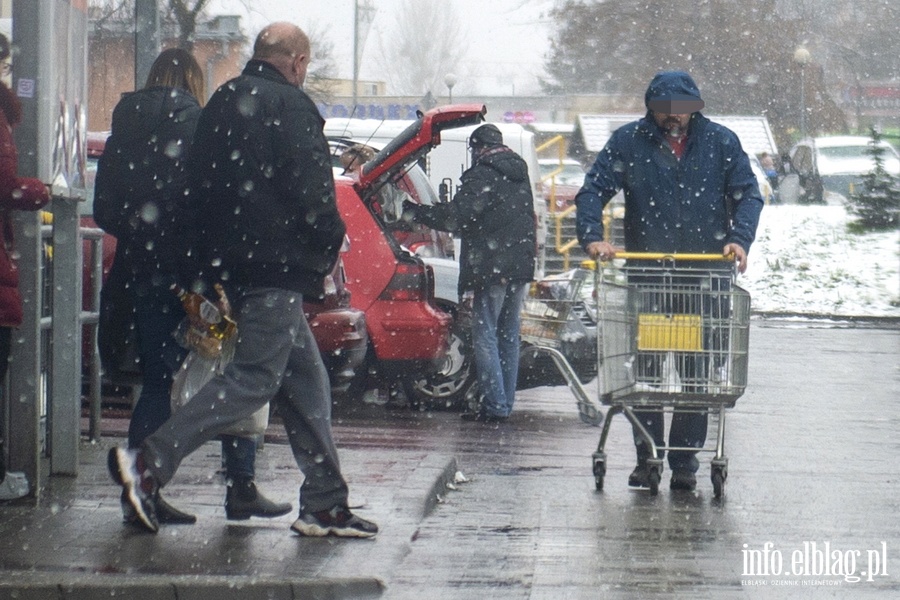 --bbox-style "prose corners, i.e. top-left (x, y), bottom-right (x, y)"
top-left (786, 136), bottom-right (900, 204)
